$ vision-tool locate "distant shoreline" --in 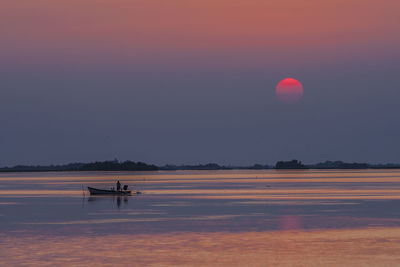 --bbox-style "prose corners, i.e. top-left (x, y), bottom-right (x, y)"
top-left (0, 160), bottom-right (399, 173)
top-left (1, 168), bottom-right (400, 174)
